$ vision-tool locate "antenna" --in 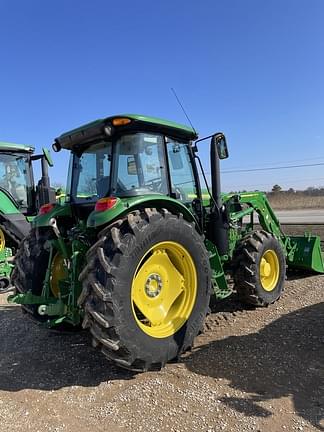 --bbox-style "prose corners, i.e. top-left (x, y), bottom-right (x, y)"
top-left (171, 88), bottom-right (197, 135)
